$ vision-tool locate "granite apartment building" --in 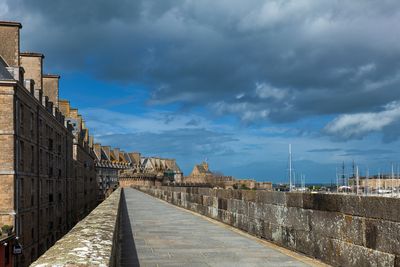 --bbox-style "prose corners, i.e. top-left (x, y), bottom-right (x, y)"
top-left (0, 21), bottom-right (98, 266)
top-left (93, 144), bottom-right (141, 201)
